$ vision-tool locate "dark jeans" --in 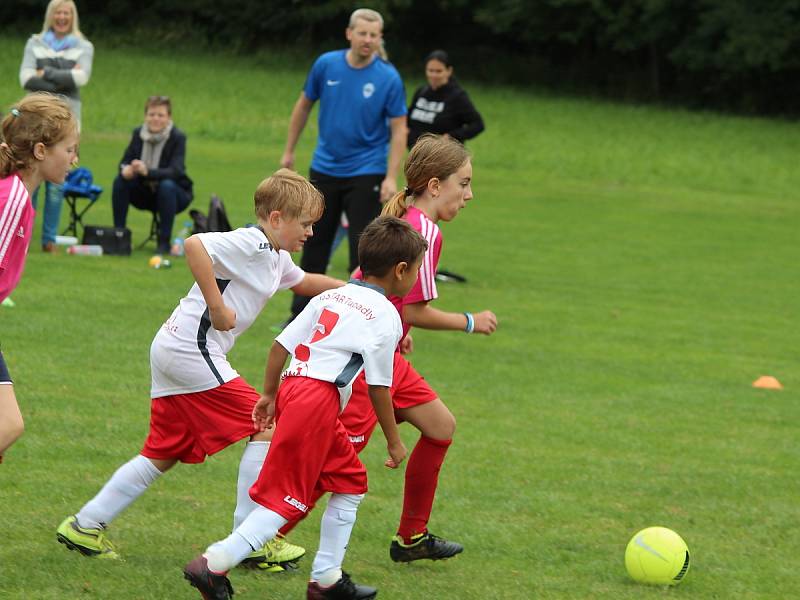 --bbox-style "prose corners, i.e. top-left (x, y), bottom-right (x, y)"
top-left (112, 176), bottom-right (192, 250)
top-left (289, 169), bottom-right (383, 319)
